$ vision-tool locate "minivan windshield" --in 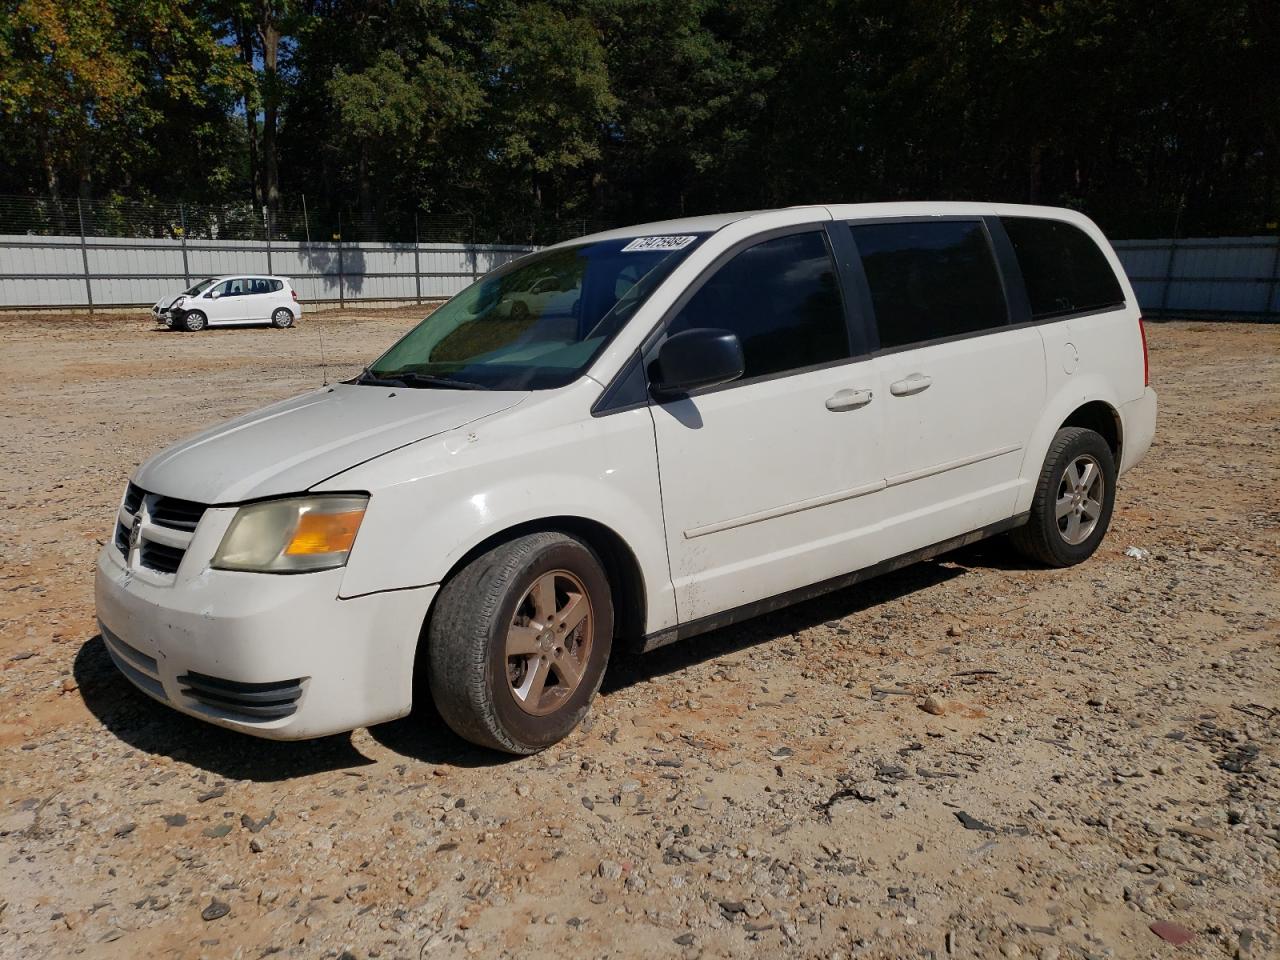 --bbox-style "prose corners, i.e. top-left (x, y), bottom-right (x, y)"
top-left (184, 278), bottom-right (217, 296)
top-left (361, 234), bottom-right (707, 391)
